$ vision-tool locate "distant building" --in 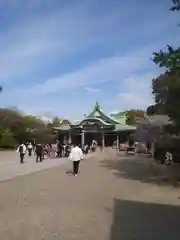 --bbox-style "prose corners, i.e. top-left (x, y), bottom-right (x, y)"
top-left (53, 101), bottom-right (136, 148)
